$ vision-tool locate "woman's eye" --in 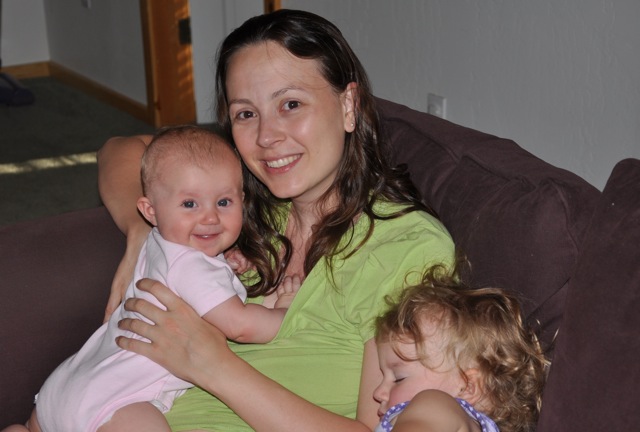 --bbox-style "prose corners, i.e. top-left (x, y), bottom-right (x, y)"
top-left (235, 110), bottom-right (254, 120)
top-left (283, 100), bottom-right (300, 111)
top-left (217, 199), bottom-right (230, 207)
top-left (182, 200), bottom-right (196, 209)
